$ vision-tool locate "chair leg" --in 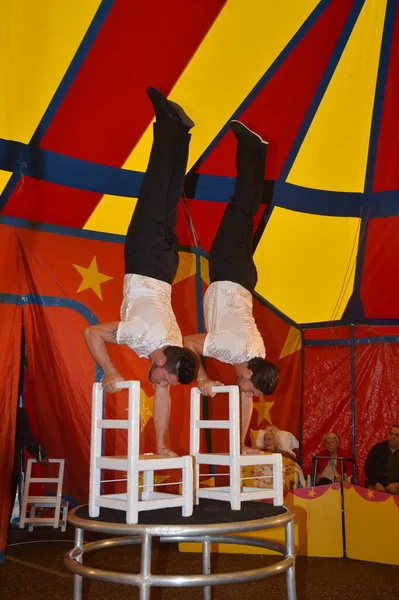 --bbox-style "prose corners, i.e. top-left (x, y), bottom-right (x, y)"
top-left (182, 456), bottom-right (194, 517)
top-left (127, 468), bottom-right (140, 524)
top-left (142, 470), bottom-right (154, 500)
